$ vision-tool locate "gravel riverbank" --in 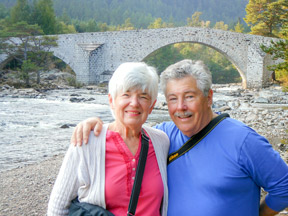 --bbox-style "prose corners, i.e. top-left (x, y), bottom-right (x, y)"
top-left (0, 155), bottom-right (64, 215)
